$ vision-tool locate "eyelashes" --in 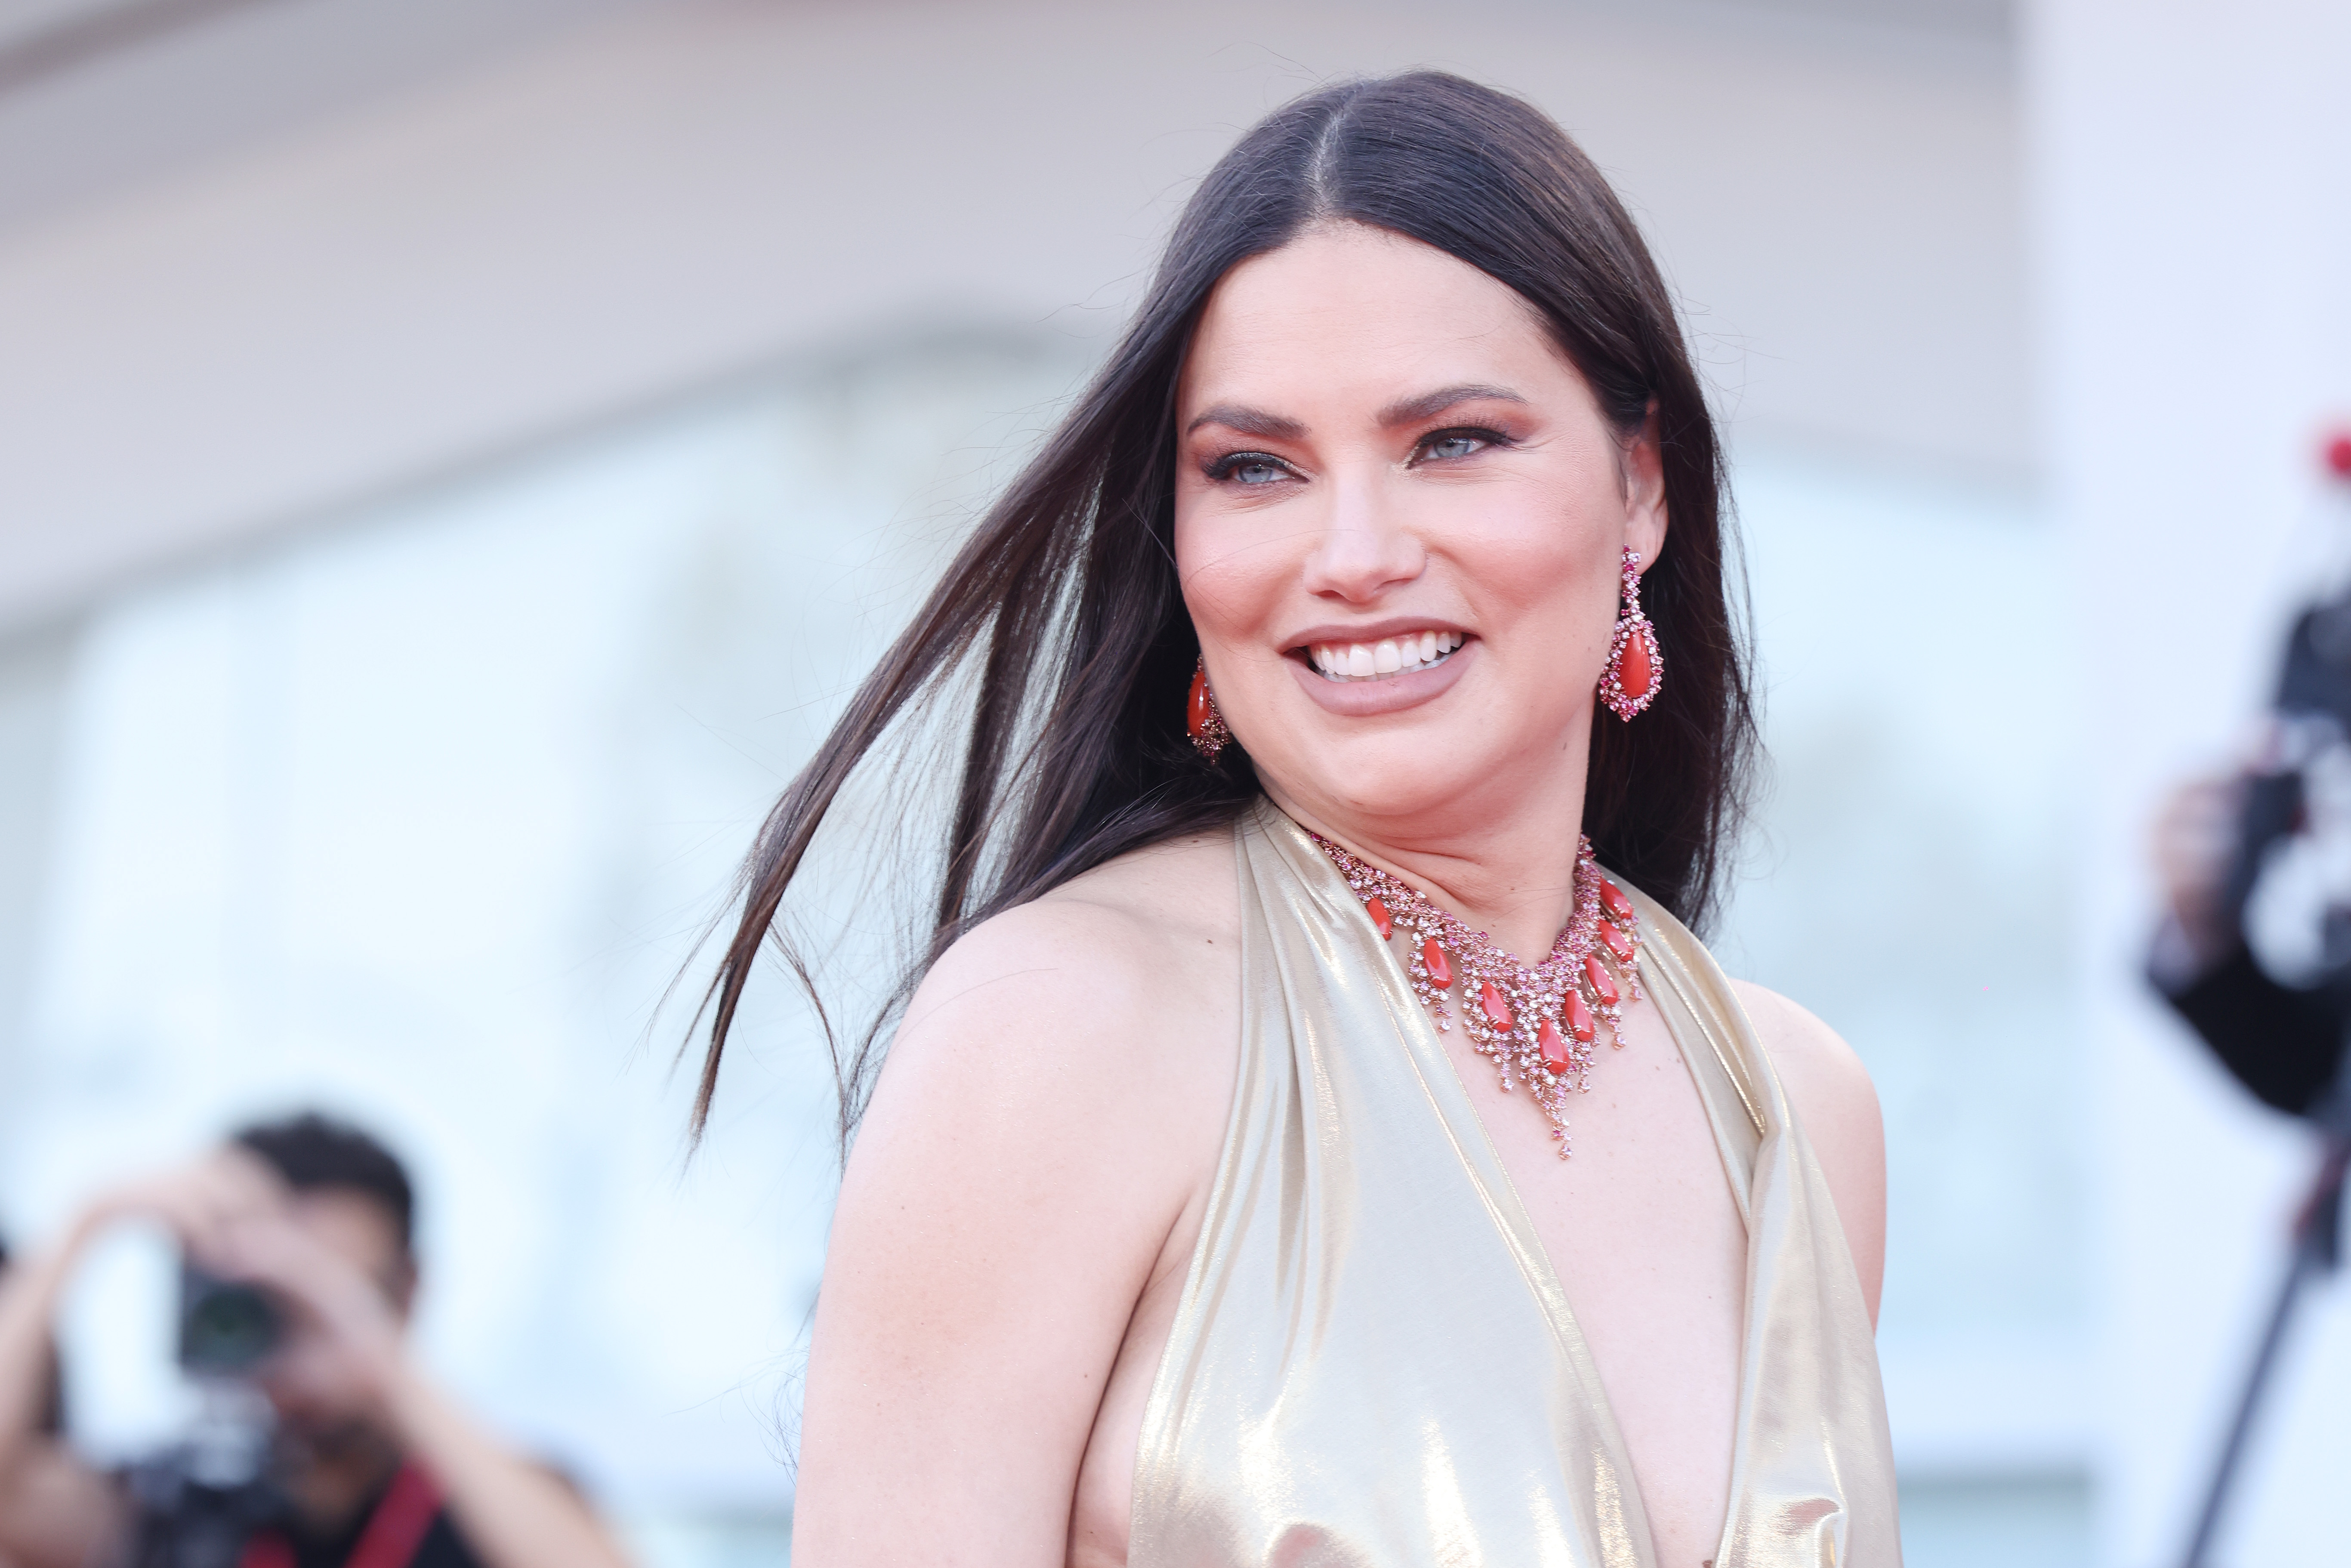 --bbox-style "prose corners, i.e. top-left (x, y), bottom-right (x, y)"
top-left (1199, 427), bottom-right (1515, 486)
top-left (1206, 451), bottom-right (1293, 486)
top-left (1417, 428), bottom-right (1509, 463)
